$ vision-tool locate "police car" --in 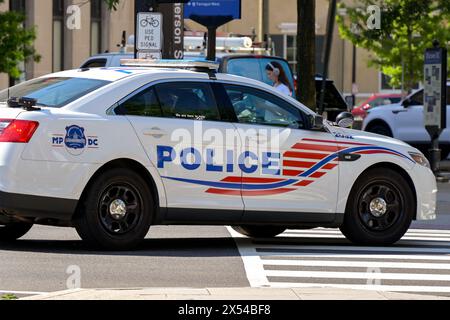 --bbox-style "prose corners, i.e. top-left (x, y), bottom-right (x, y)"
top-left (0, 60), bottom-right (437, 250)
